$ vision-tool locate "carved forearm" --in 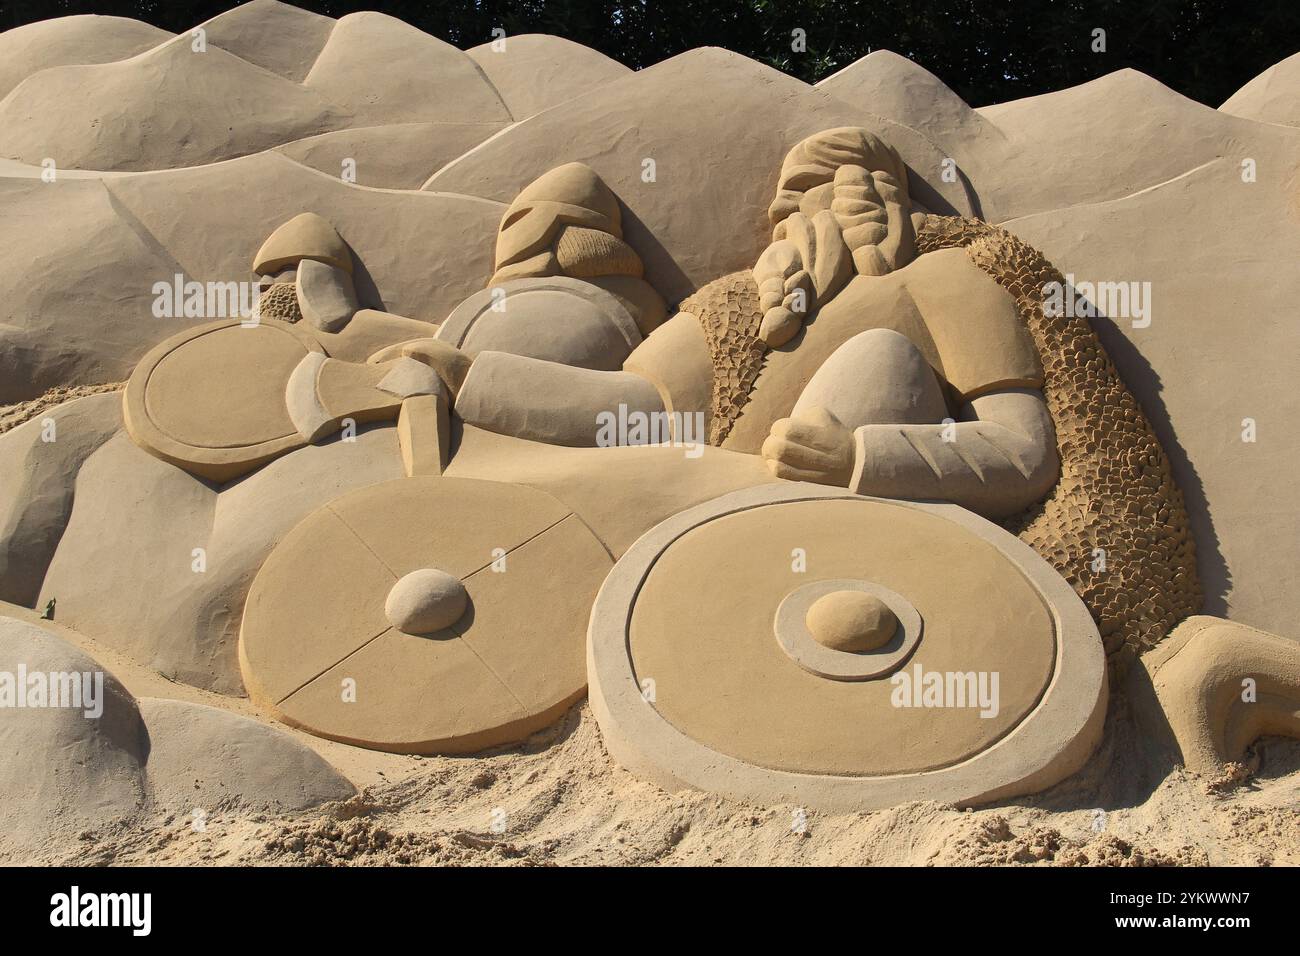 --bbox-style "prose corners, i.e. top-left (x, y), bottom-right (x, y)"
top-left (454, 350), bottom-right (664, 447)
top-left (850, 389), bottom-right (1059, 518)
